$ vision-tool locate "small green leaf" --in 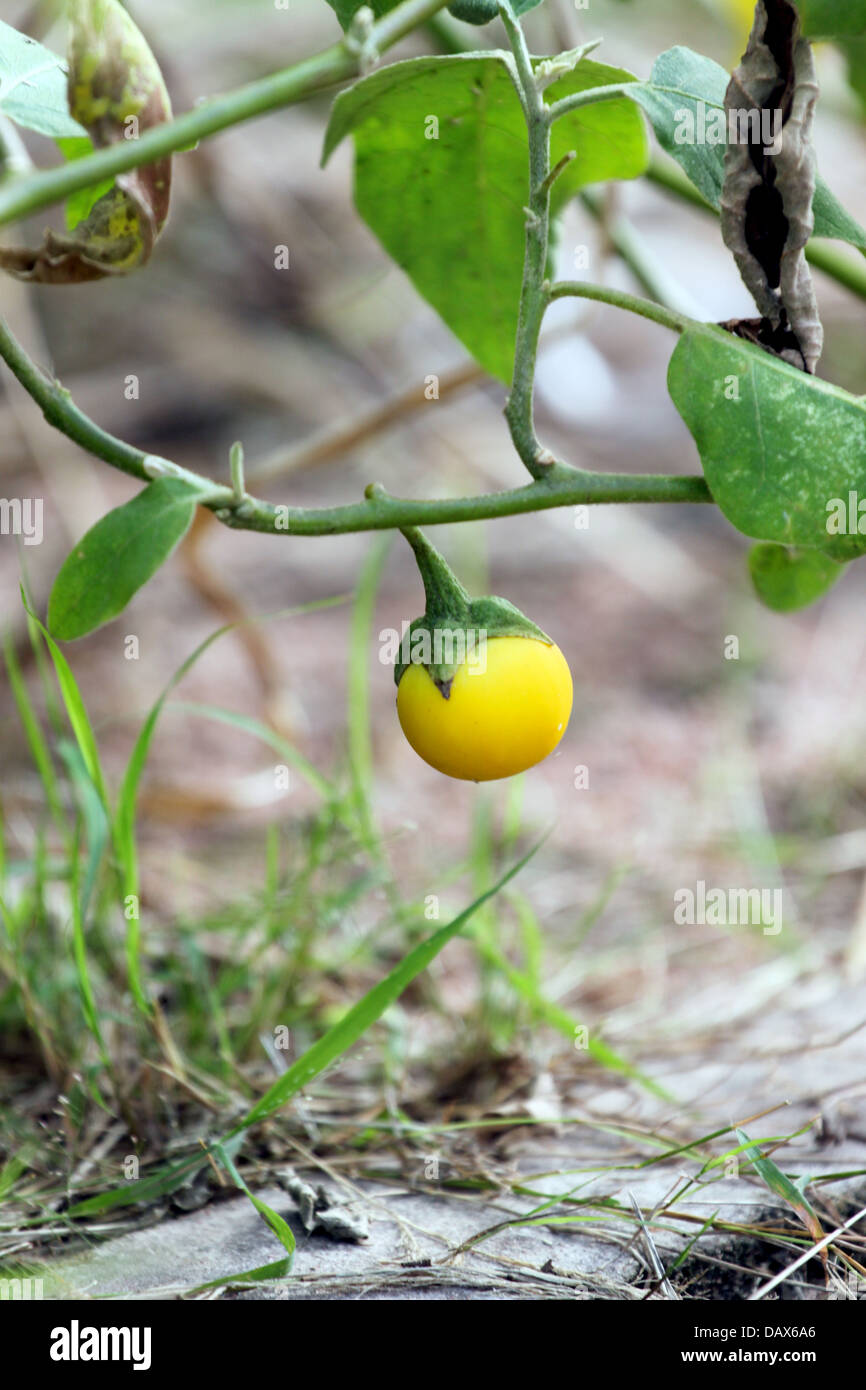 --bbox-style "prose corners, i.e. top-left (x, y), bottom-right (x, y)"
top-left (735, 1129), bottom-right (824, 1247)
top-left (56, 137), bottom-right (115, 230)
top-left (211, 1142), bottom-right (295, 1268)
top-left (2, 637), bottom-right (65, 830)
top-left (800, 0), bottom-right (866, 39)
top-left (67, 1154), bottom-right (206, 1217)
top-left (668, 326), bottom-right (866, 559)
top-left (190, 1257), bottom-right (292, 1292)
top-left (23, 593), bottom-right (108, 804)
top-left (748, 544), bottom-right (842, 612)
top-left (324, 54), bottom-right (648, 380)
top-left (630, 47), bottom-right (866, 250)
top-left (48, 478), bottom-right (200, 641)
top-left (0, 20), bottom-right (85, 138)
